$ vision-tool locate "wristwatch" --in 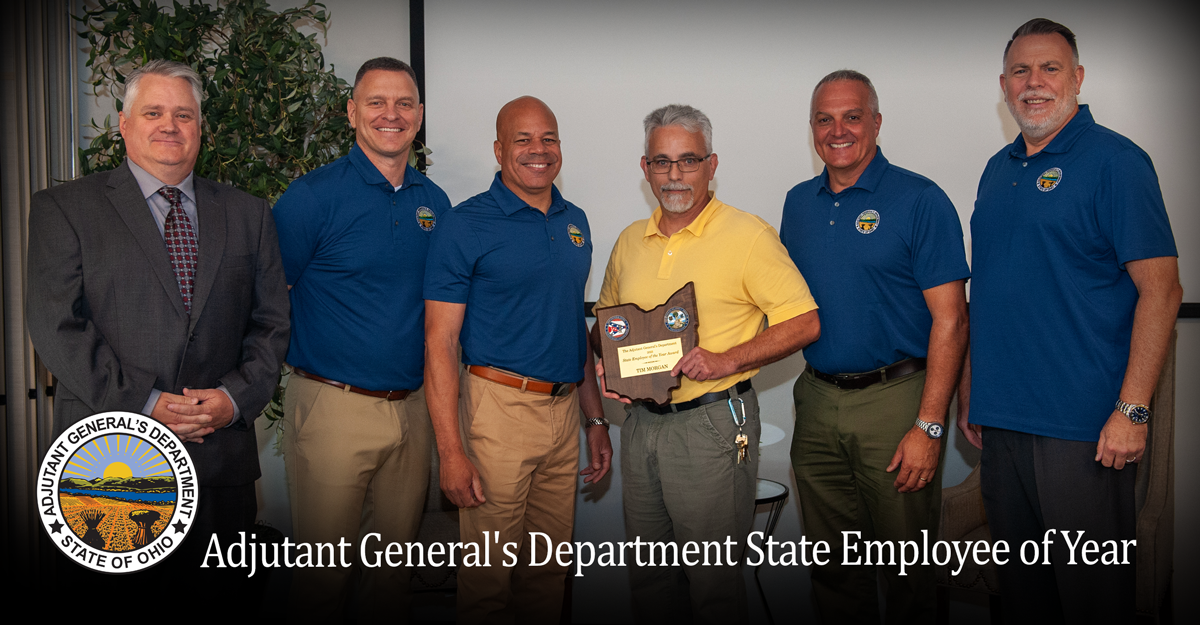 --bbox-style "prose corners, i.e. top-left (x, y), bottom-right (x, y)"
top-left (1115, 399), bottom-right (1151, 424)
top-left (586, 417), bottom-right (610, 430)
top-left (914, 417), bottom-right (944, 440)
